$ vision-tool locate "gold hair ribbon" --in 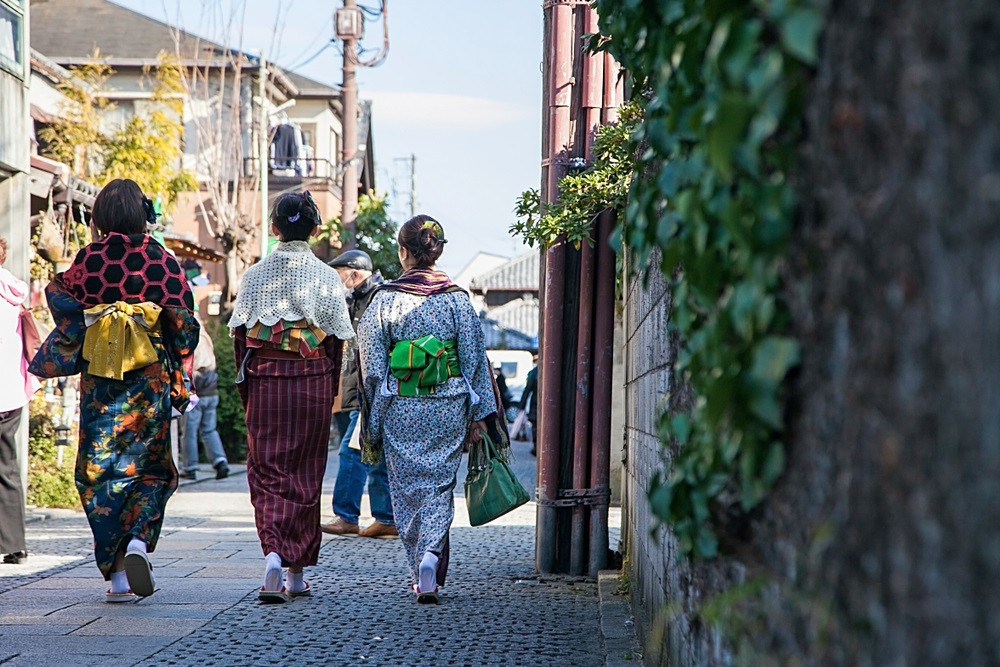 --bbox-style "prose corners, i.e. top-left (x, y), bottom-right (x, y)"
top-left (82, 301), bottom-right (162, 380)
